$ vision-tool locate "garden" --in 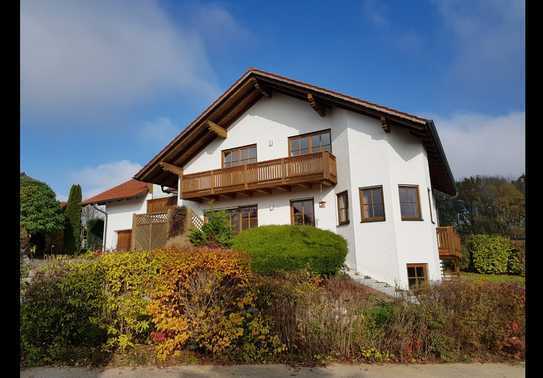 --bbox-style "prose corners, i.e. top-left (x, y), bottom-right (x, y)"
top-left (20, 211), bottom-right (525, 368)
